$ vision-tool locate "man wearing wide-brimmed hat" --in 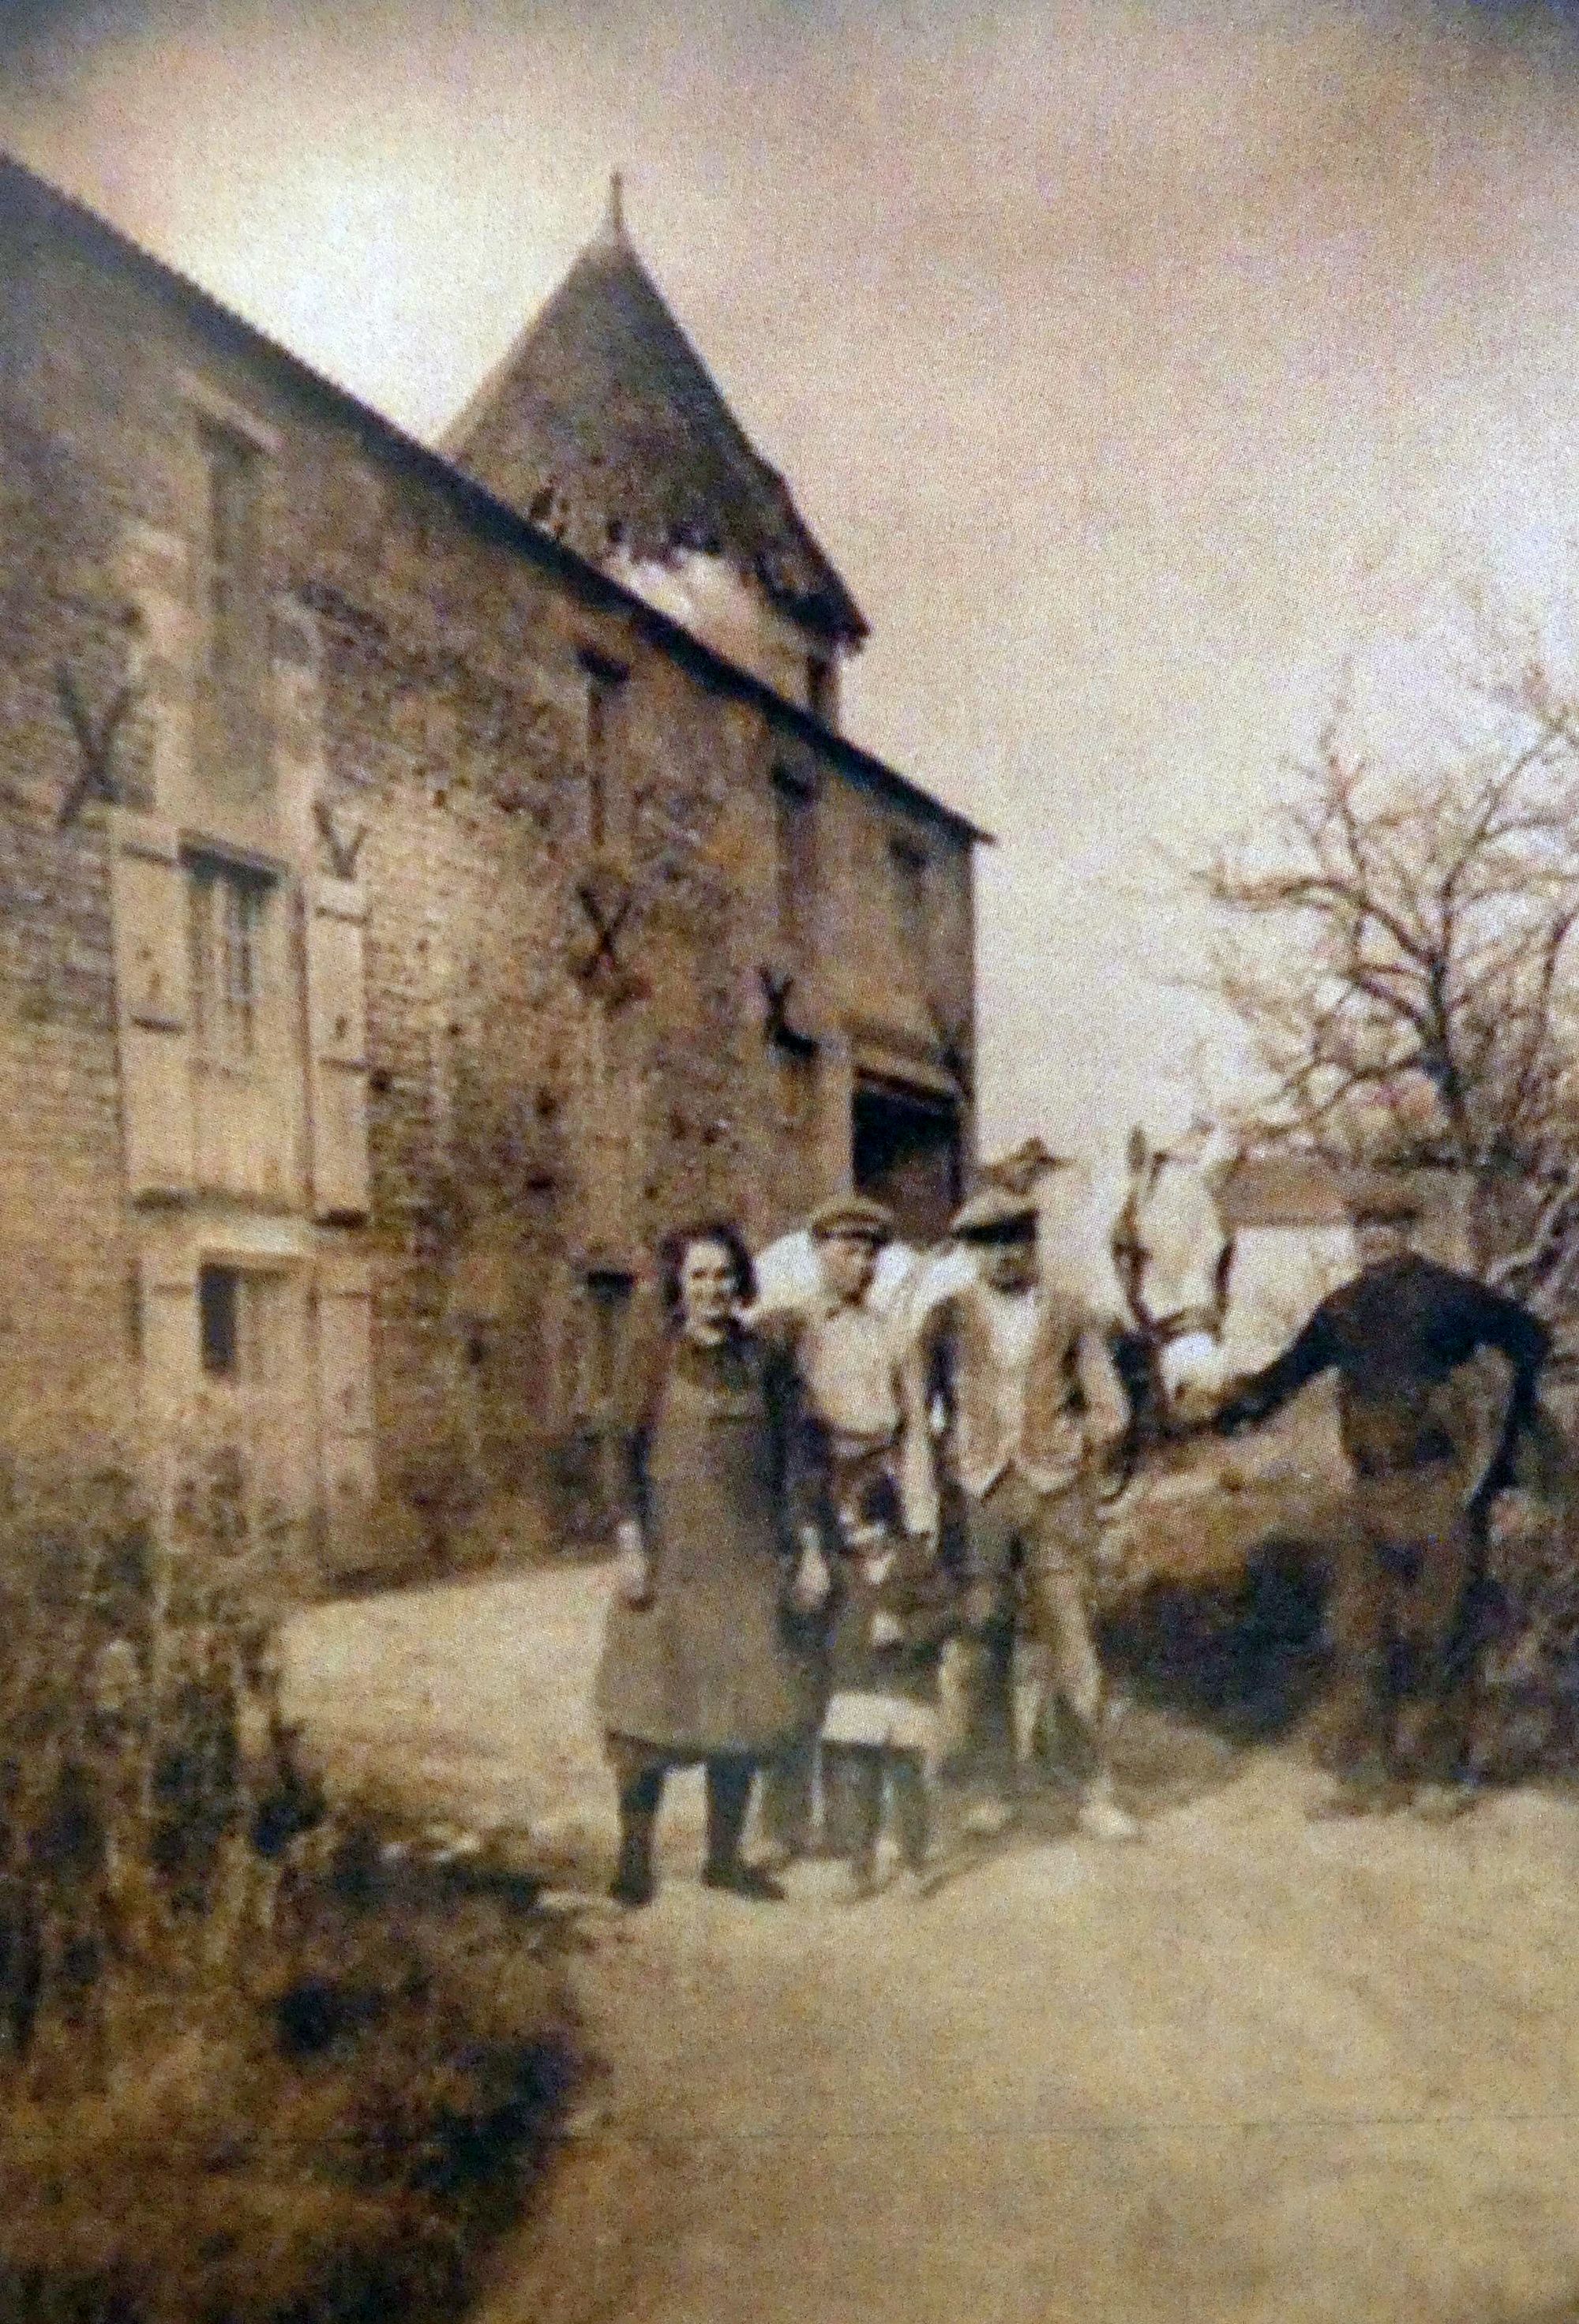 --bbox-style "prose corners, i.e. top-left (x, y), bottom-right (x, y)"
top-left (902, 1182), bottom-right (1138, 1842)
top-left (1215, 1173), bottom-right (1551, 1820)
top-left (754, 1192), bottom-right (915, 1868)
